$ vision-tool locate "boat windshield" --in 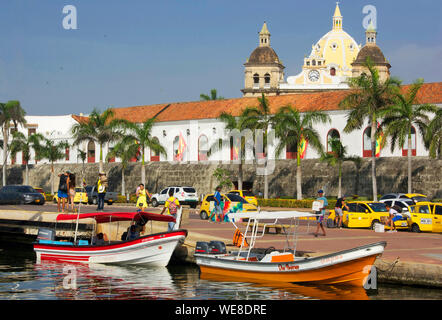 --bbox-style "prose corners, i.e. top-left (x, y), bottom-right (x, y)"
top-left (367, 203), bottom-right (388, 212)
